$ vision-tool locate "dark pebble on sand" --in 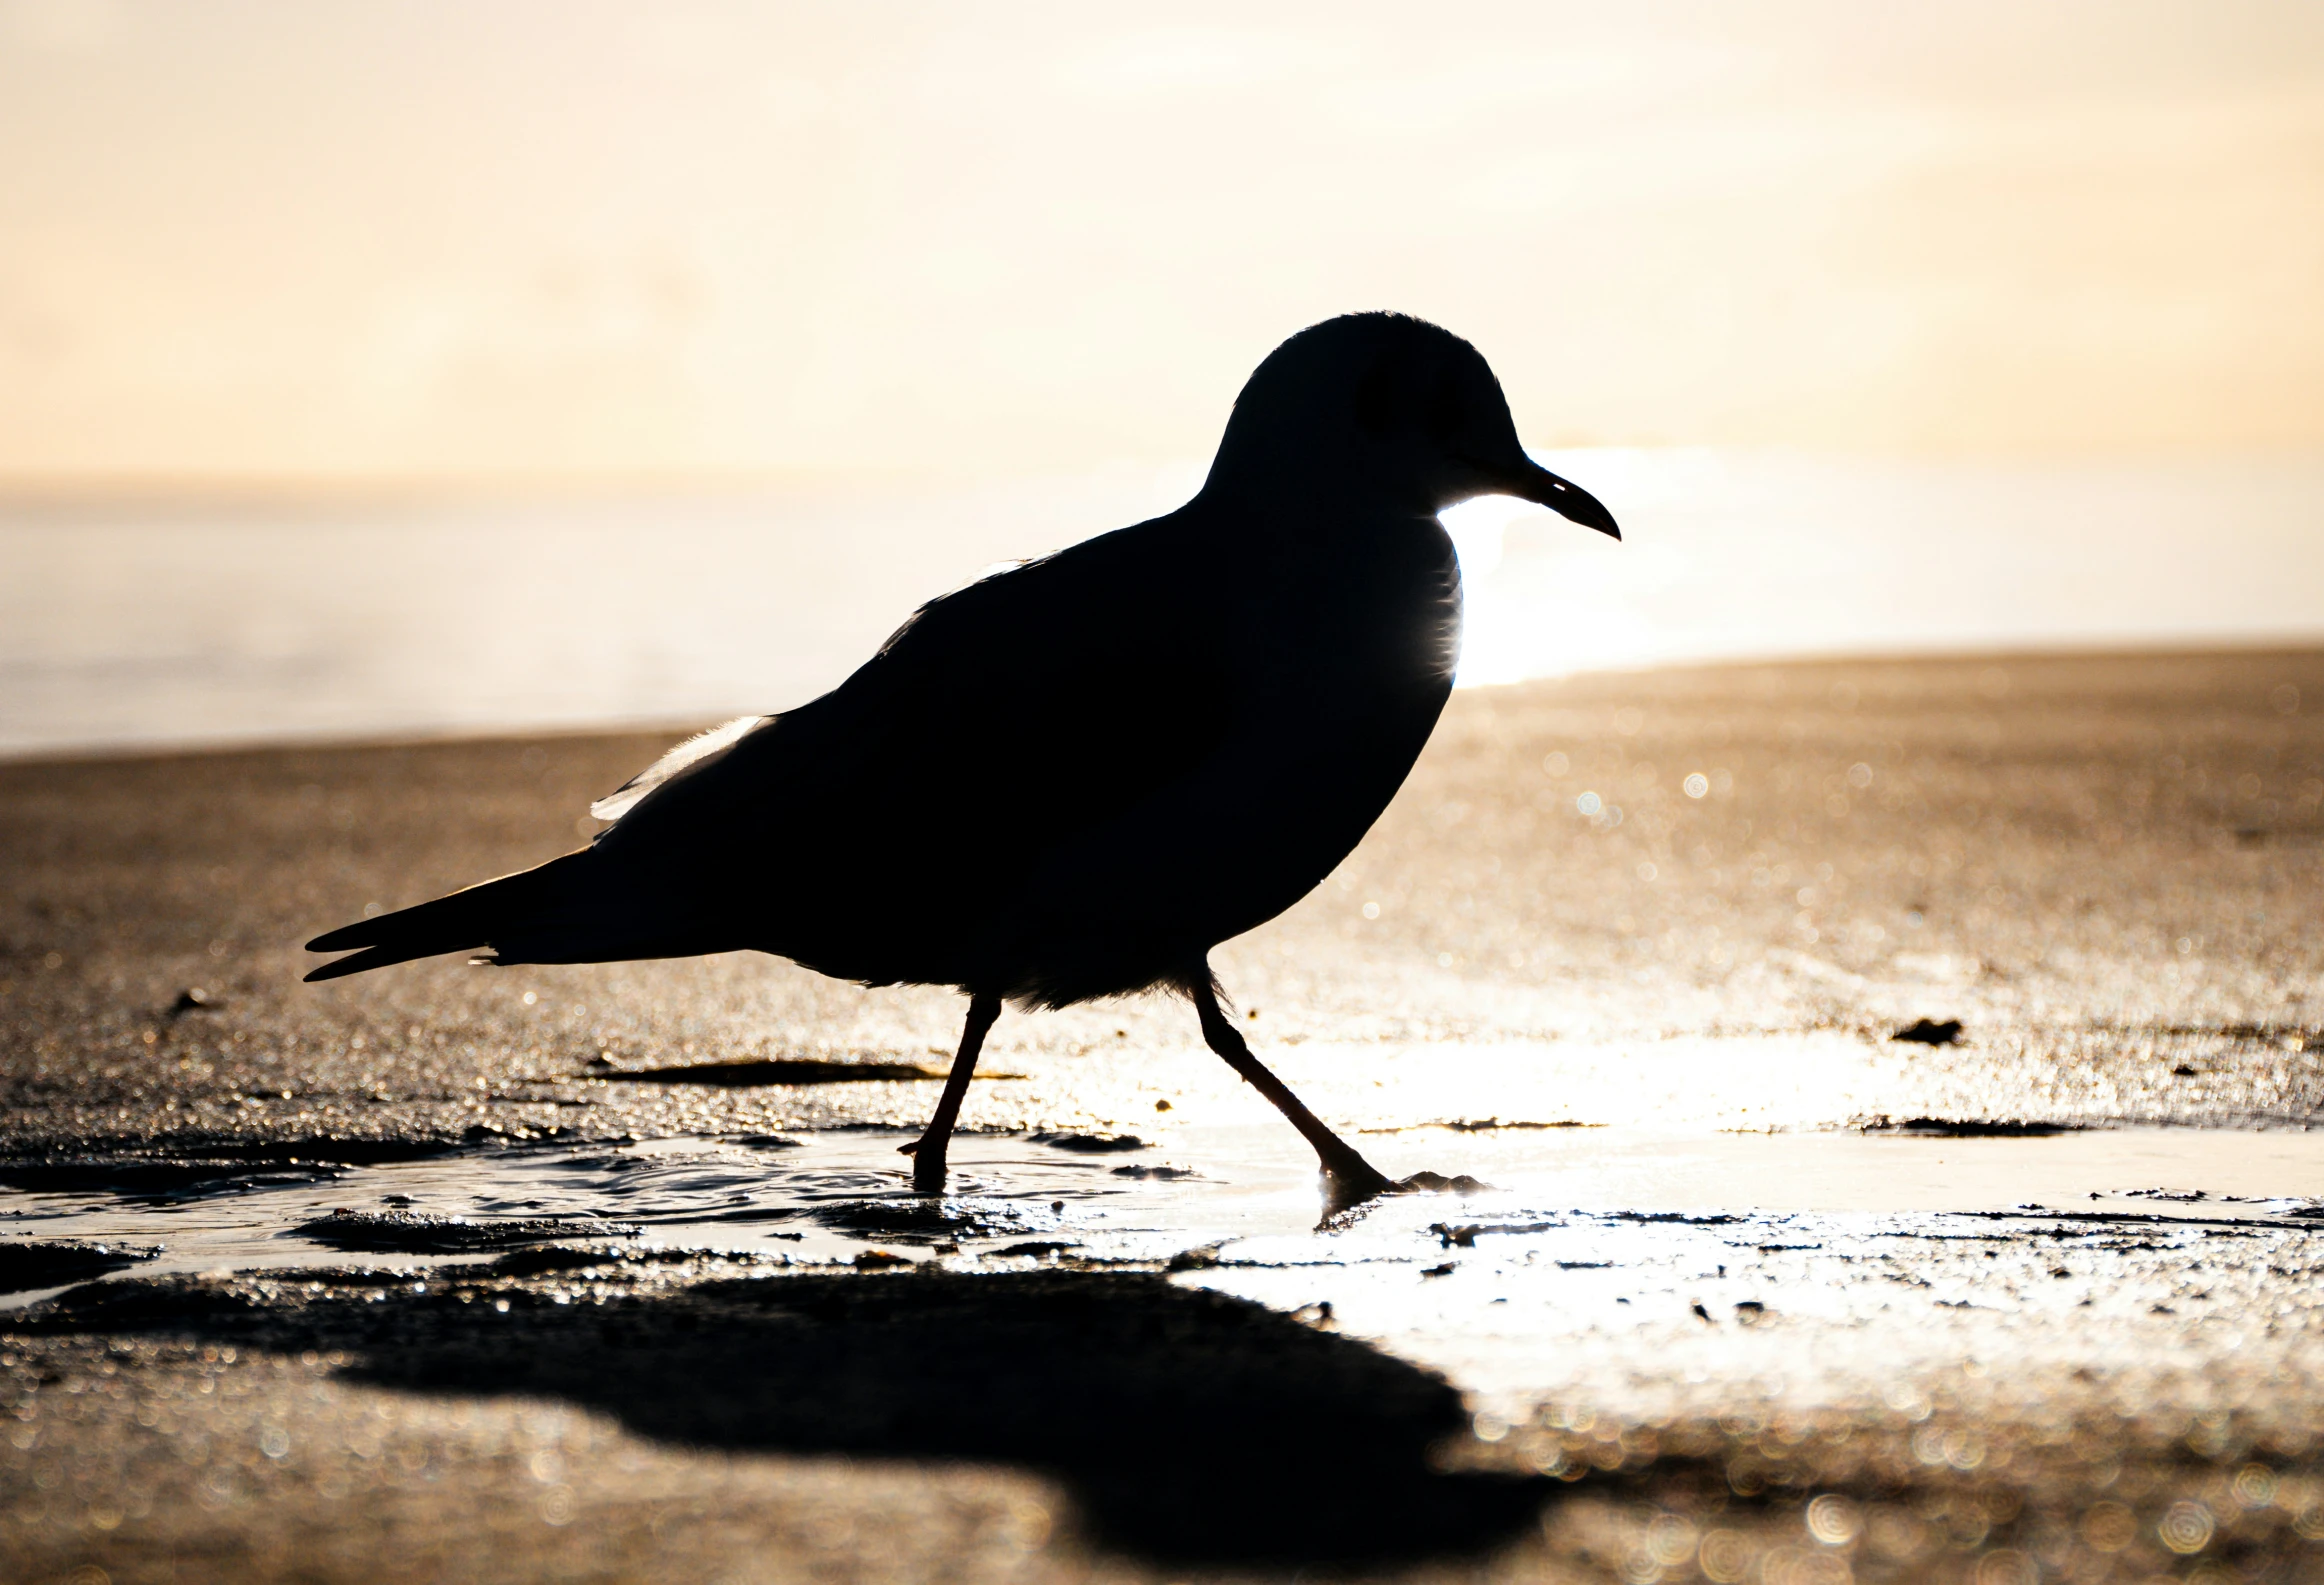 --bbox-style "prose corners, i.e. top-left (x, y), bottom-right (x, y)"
top-left (1437, 1119), bottom-right (1596, 1132)
top-left (1032, 1132), bottom-right (1145, 1153)
top-left (1881, 1117), bottom-right (2078, 1137)
top-left (0, 1156), bottom-right (345, 1200)
top-left (611, 1058), bottom-right (953, 1087)
top-left (813, 1199), bottom-right (1049, 1243)
top-left (294, 1209), bottom-right (641, 1253)
top-left (0, 1239), bottom-right (160, 1294)
top-left (1892, 1017), bottom-right (1964, 1045)
top-left (485, 1244), bottom-right (632, 1277)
